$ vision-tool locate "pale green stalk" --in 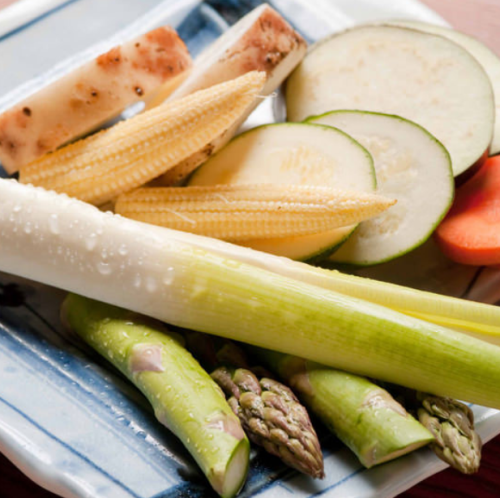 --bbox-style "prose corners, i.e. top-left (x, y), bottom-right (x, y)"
top-left (3, 180), bottom-right (500, 411)
top-left (159, 228), bottom-right (500, 343)
top-left (251, 349), bottom-right (434, 467)
top-left (62, 294), bottom-right (249, 498)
